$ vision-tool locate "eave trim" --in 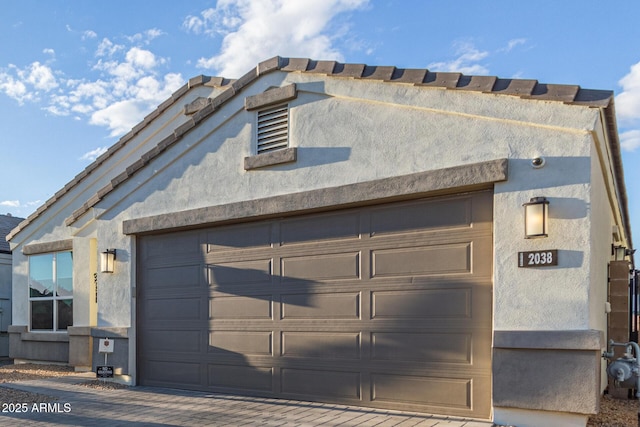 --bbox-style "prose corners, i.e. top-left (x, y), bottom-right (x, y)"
top-left (123, 158), bottom-right (508, 235)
